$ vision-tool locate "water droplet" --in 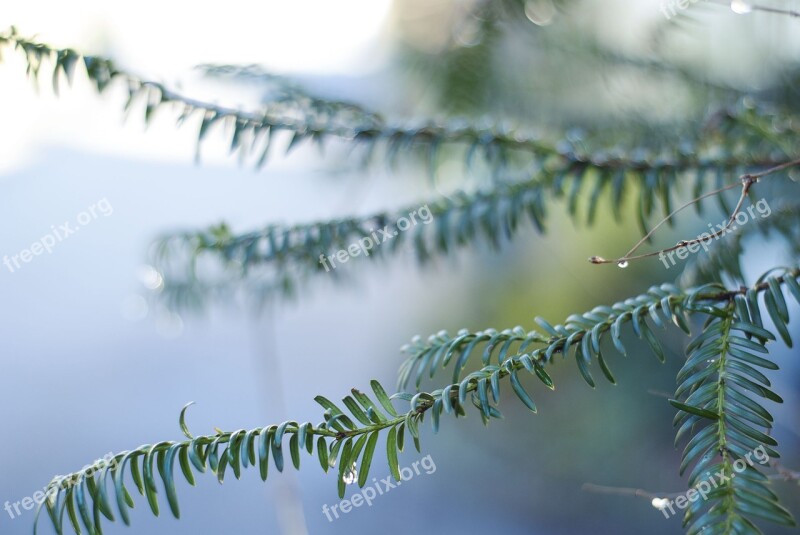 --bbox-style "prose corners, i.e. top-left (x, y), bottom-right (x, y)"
top-left (453, 18), bottom-right (483, 47)
top-left (651, 497), bottom-right (670, 510)
top-left (731, 0), bottom-right (752, 14)
top-left (342, 462), bottom-right (358, 485)
top-left (617, 260), bottom-right (629, 269)
top-left (524, 0), bottom-right (557, 26)
top-left (137, 265), bottom-right (164, 291)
